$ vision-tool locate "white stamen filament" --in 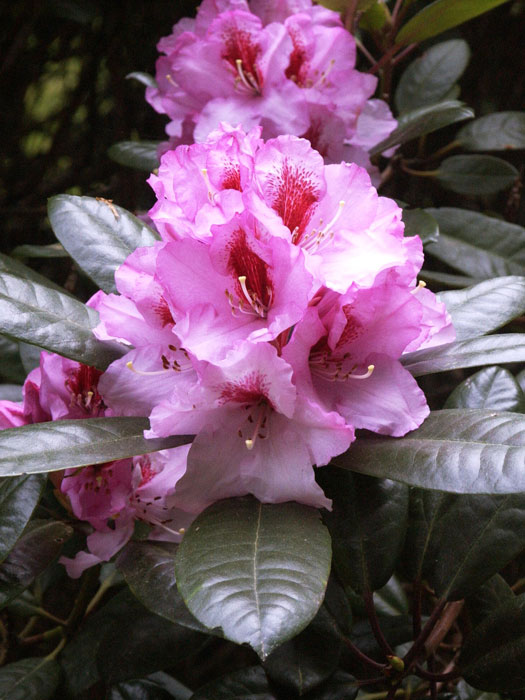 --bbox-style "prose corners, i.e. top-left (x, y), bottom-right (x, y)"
top-left (349, 364), bottom-right (375, 380)
top-left (235, 58), bottom-right (259, 93)
top-left (200, 168), bottom-right (215, 203)
top-left (126, 361), bottom-right (167, 377)
top-left (411, 280), bottom-right (427, 294)
top-left (237, 275), bottom-right (268, 317)
top-left (301, 201), bottom-right (345, 253)
top-left (244, 403), bottom-right (269, 451)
